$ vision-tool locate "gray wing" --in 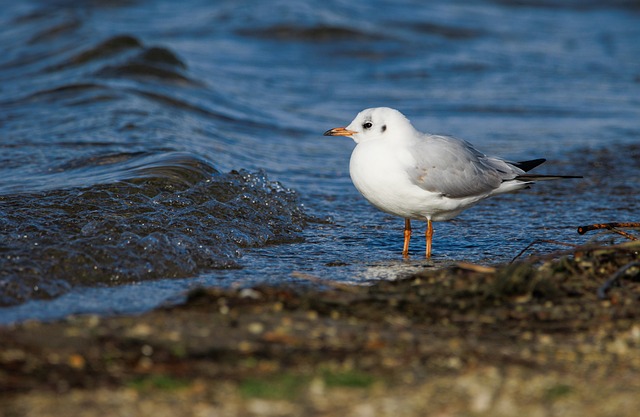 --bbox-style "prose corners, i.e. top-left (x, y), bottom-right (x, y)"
top-left (406, 134), bottom-right (523, 198)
